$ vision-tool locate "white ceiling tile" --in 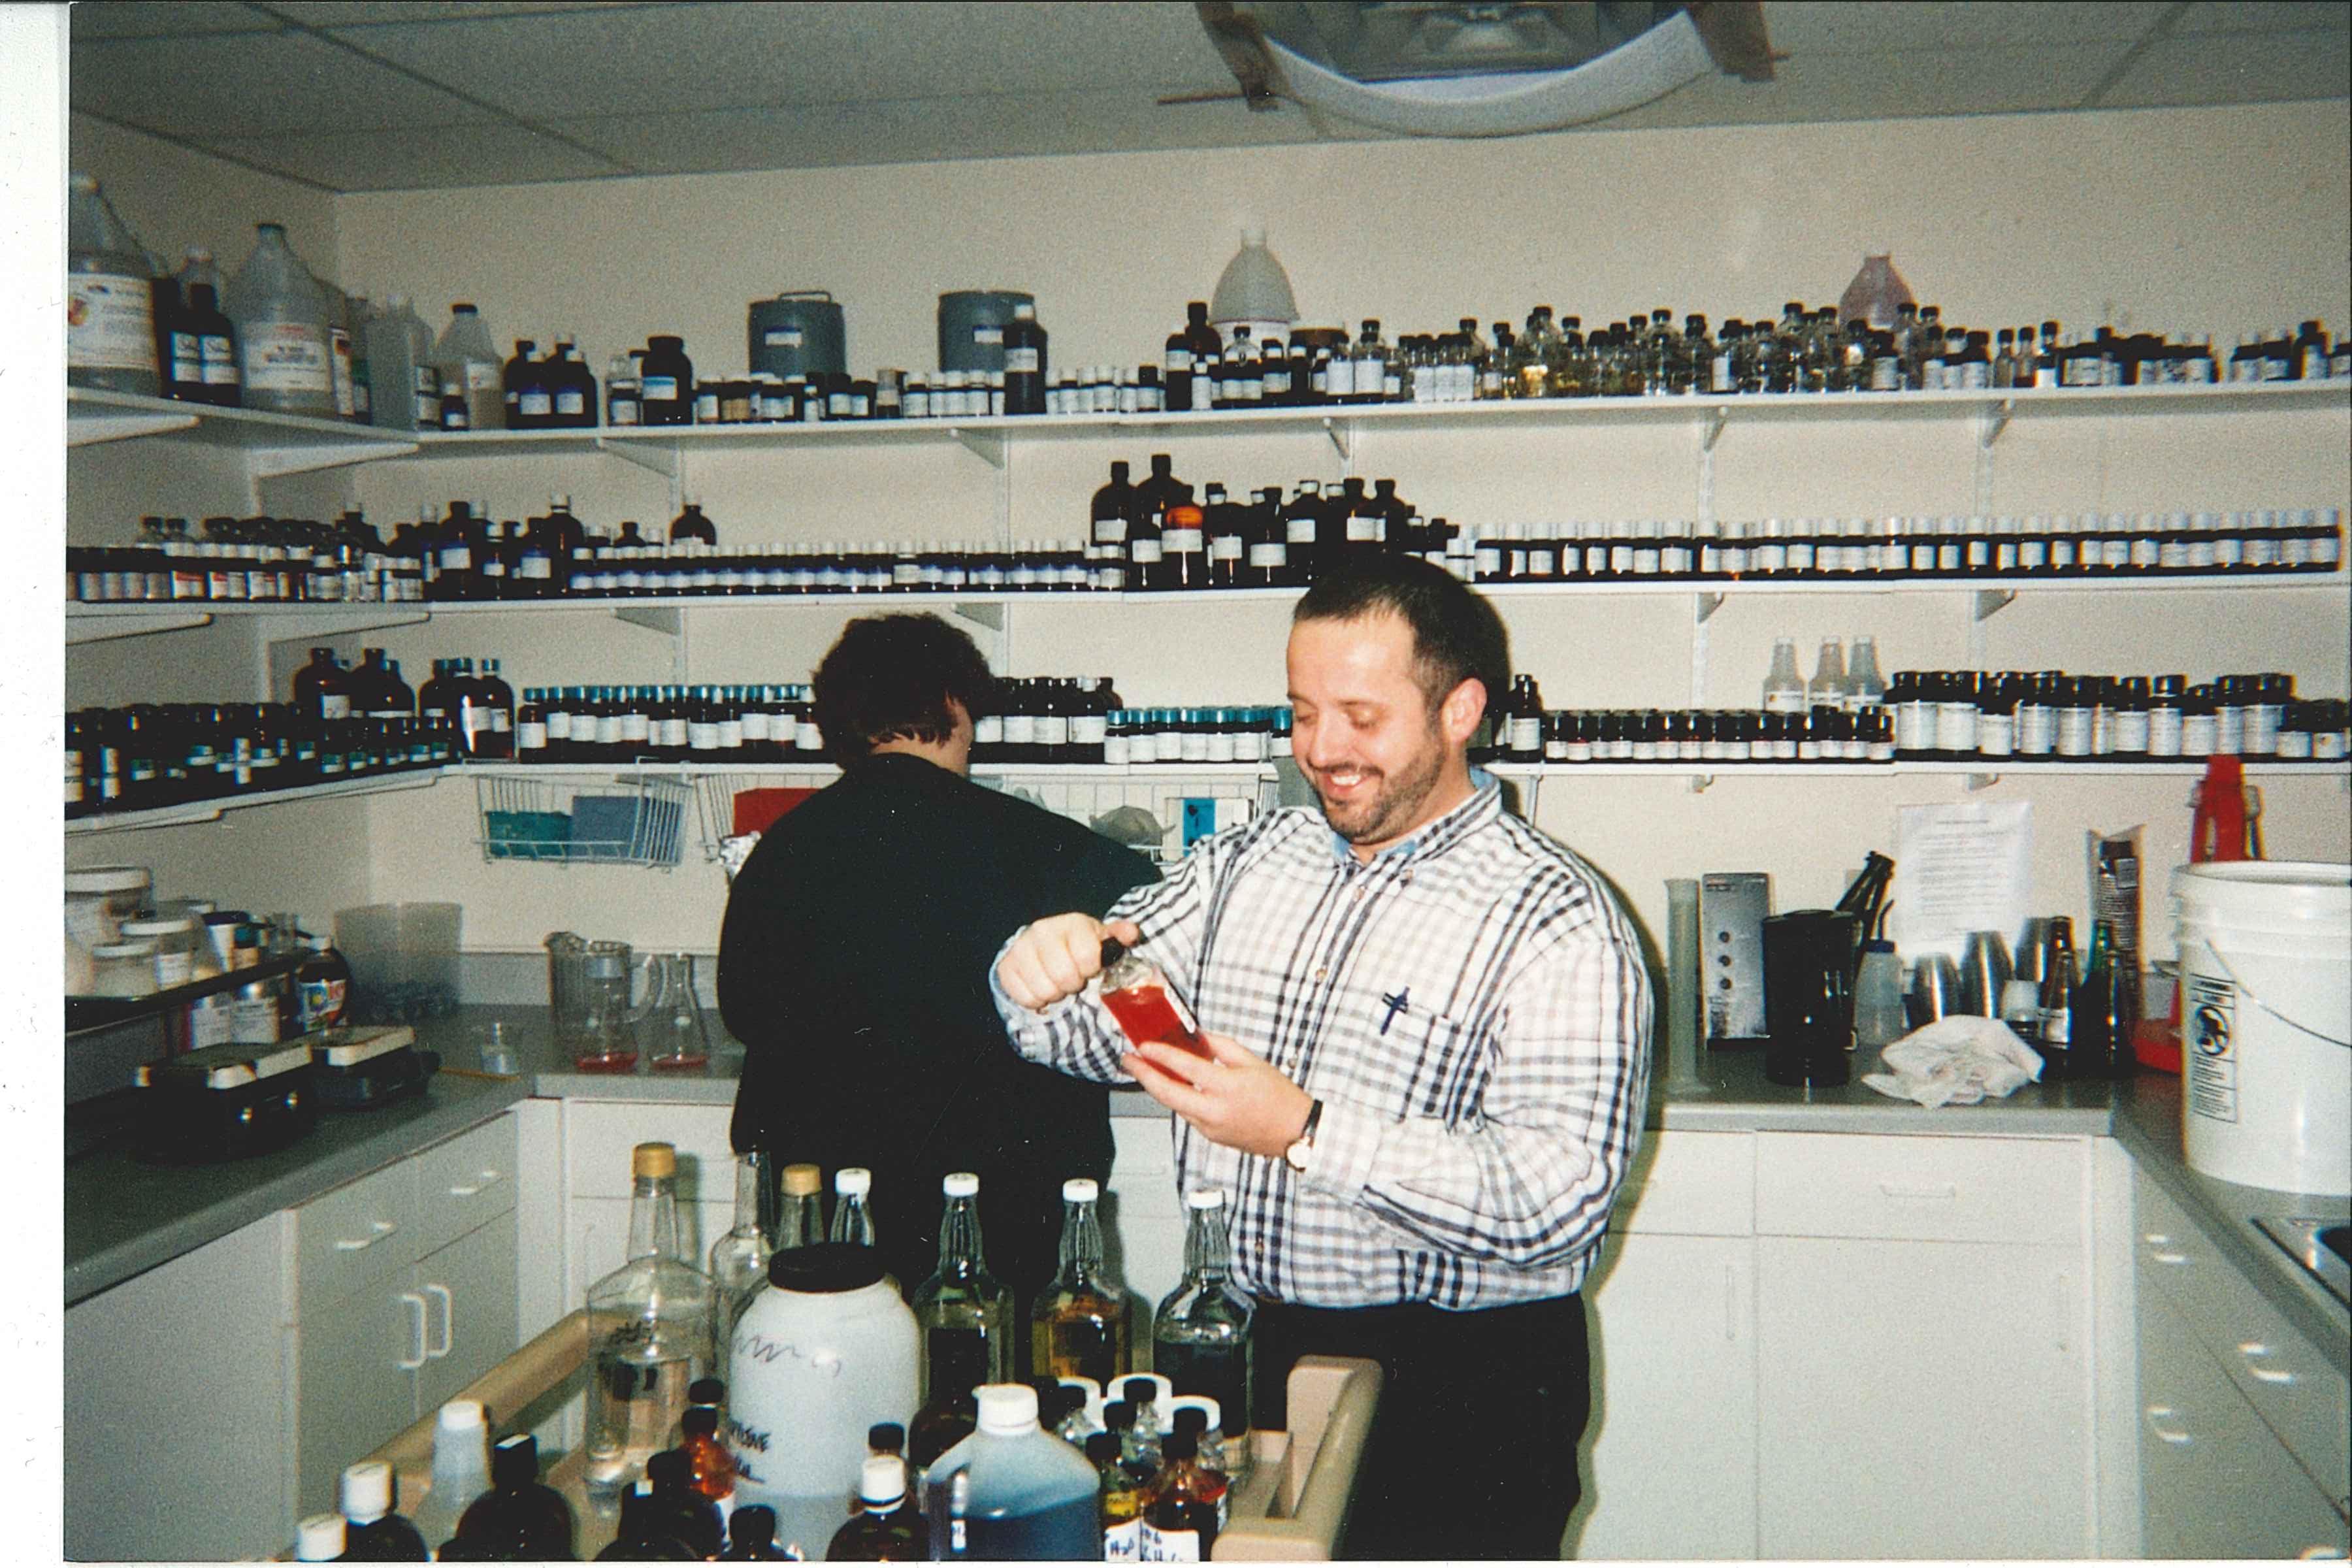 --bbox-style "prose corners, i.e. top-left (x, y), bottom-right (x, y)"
top-left (72, 29), bottom-right (508, 137)
top-left (1761, 1), bottom-right (2173, 55)
top-left (68, 1), bottom-right (278, 39)
top-left (198, 122), bottom-right (629, 190)
top-left (338, 0), bottom-right (1233, 119)
top-left (2170, 1), bottom-right (2352, 35)
top-left (2093, 29), bottom-right (2352, 106)
top-left (547, 90), bottom-right (1337, 176)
